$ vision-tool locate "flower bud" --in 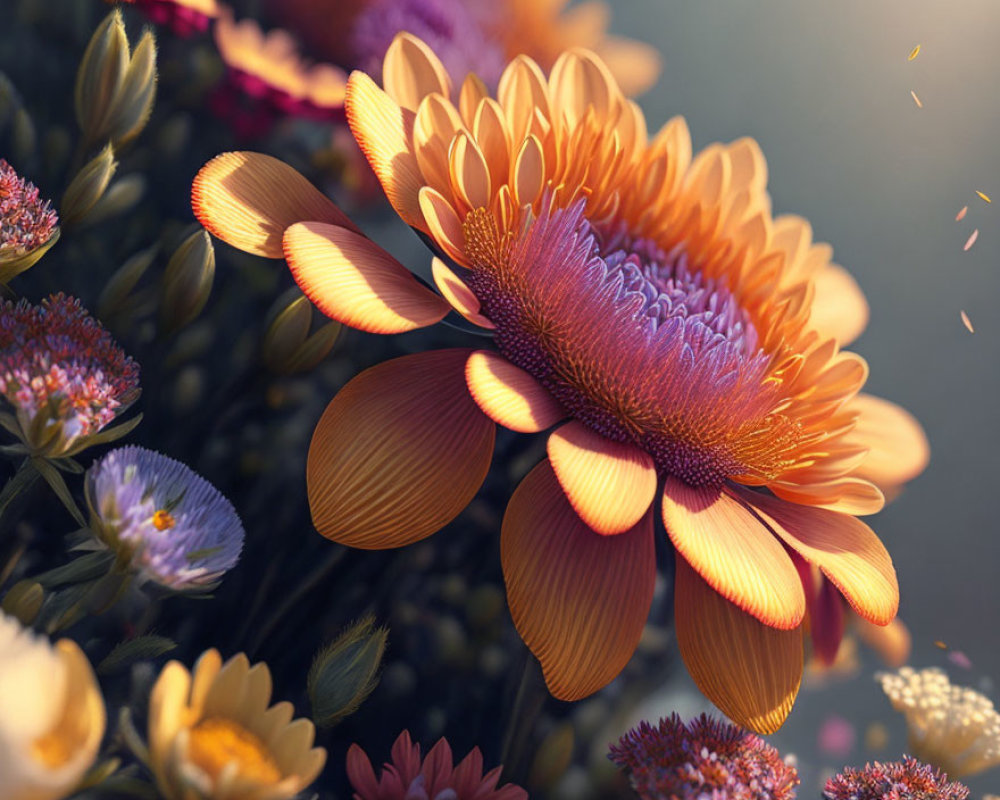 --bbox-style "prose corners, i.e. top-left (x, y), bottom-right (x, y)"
top-left (261, 292), bottom-right (341, 374)
top-left (99, 245), bottom-right (157, 319)
top-left (11, 107), bottom-right (36, 164)
top-left (308, 615), bottom-right (387, 727)
top-left (528, 723), bottom-right (575, 792)
top-left (159, 228), bottom-right (215, 333)
top-left (108, 28), bottom-right (157, 146)
top-left (61, 143), bottom-right (117, 225)
top-left (75, 9), bottom-right (130, 144)
top-left (84, 173), bottom-right (146, 226)
top-left (1, 580), bottom-right (44, 625)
